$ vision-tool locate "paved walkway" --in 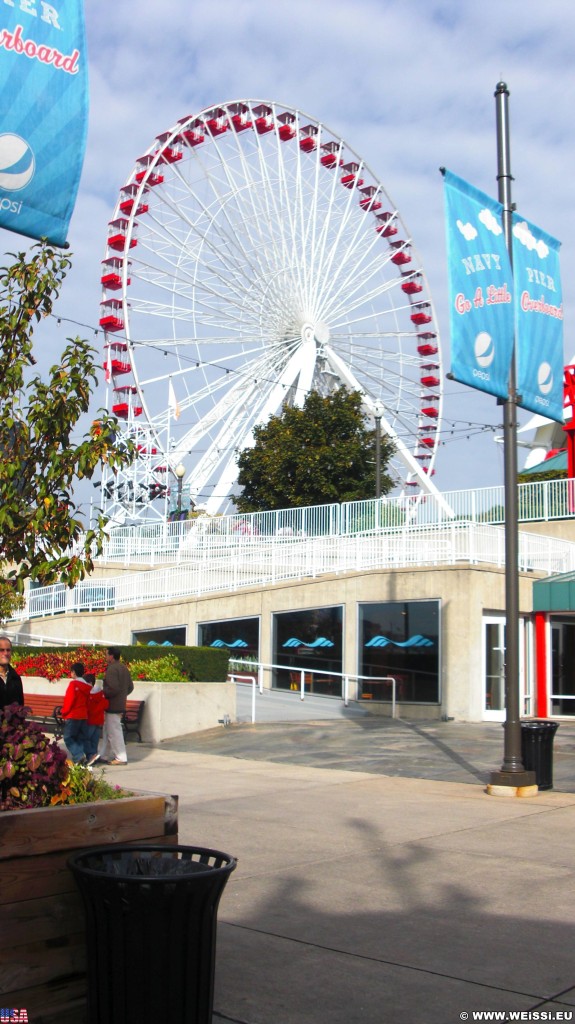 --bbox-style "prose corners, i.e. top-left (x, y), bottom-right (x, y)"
top-left (98, 698), bottom-right (575, 1024)
top-left (166, 683), bottom-right (575, 791)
